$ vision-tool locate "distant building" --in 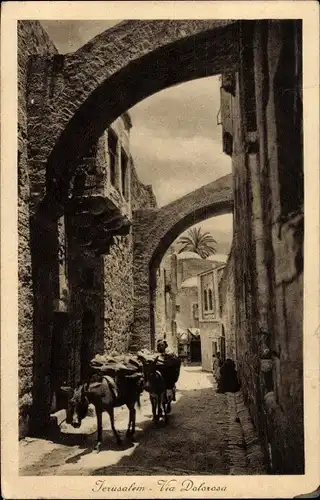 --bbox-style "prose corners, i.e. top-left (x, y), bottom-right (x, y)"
top-left (177, 328), bottom-right (201, 363)
top-left (198, 264), bottom-right (226, 371)
top-left (155, 249), bottom-right (227, 355)
top-left (176, 251), bottom-right (213, 288)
